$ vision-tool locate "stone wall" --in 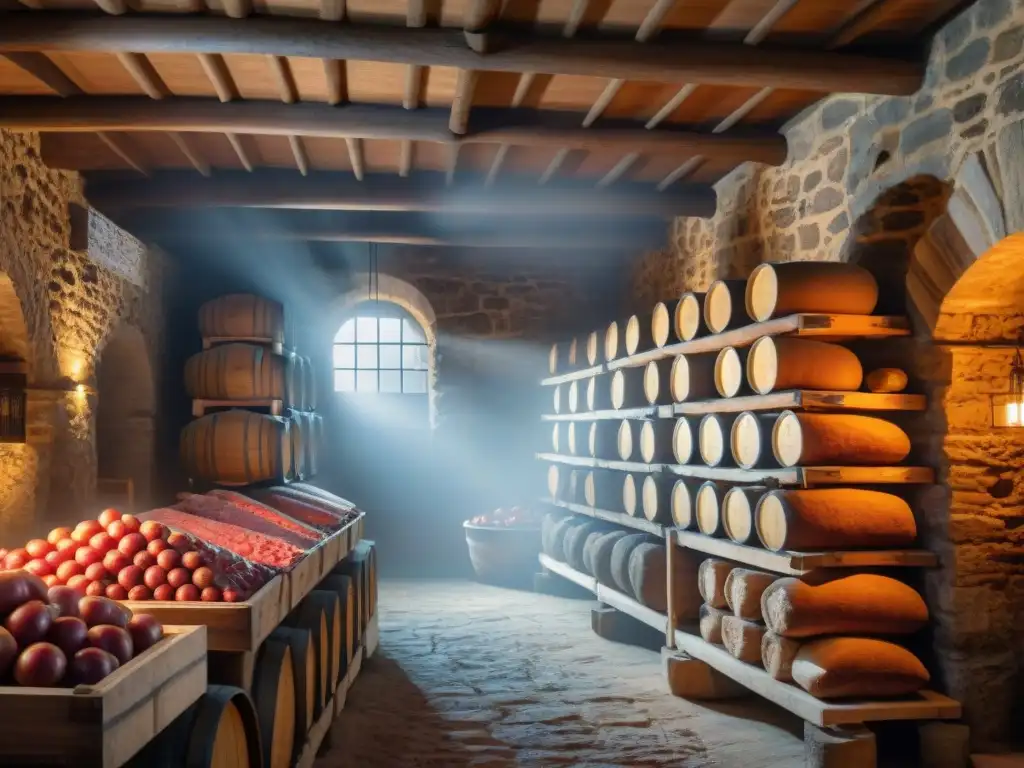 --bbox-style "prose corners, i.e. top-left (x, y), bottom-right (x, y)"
top-left (630, 0), bottom-right (1024, 751)
top-left (0, 129), bottom-right (167, 543)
